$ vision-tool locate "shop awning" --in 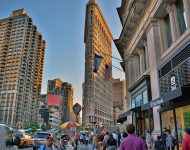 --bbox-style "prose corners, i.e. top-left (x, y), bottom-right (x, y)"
top-left (144, 84), bottom-right (190, 110)
top-left (117, 110), bottom-right (131, 123)
top-left (130, 106), bottom-right (141, 112)
top-left (162, 87), bottom-right (182, 103)
top-left (141, 102), bottom-right (151, 111)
